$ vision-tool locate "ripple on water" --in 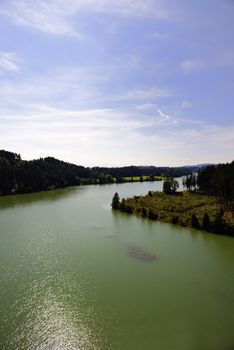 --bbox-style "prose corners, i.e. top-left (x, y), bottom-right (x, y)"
top-left (4, 276), bottom-right (112, 350)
